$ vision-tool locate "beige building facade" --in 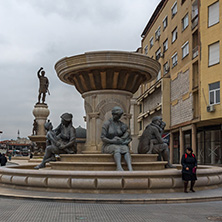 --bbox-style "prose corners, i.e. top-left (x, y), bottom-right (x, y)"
top-left (132, 0), bottom-right (222, 165)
